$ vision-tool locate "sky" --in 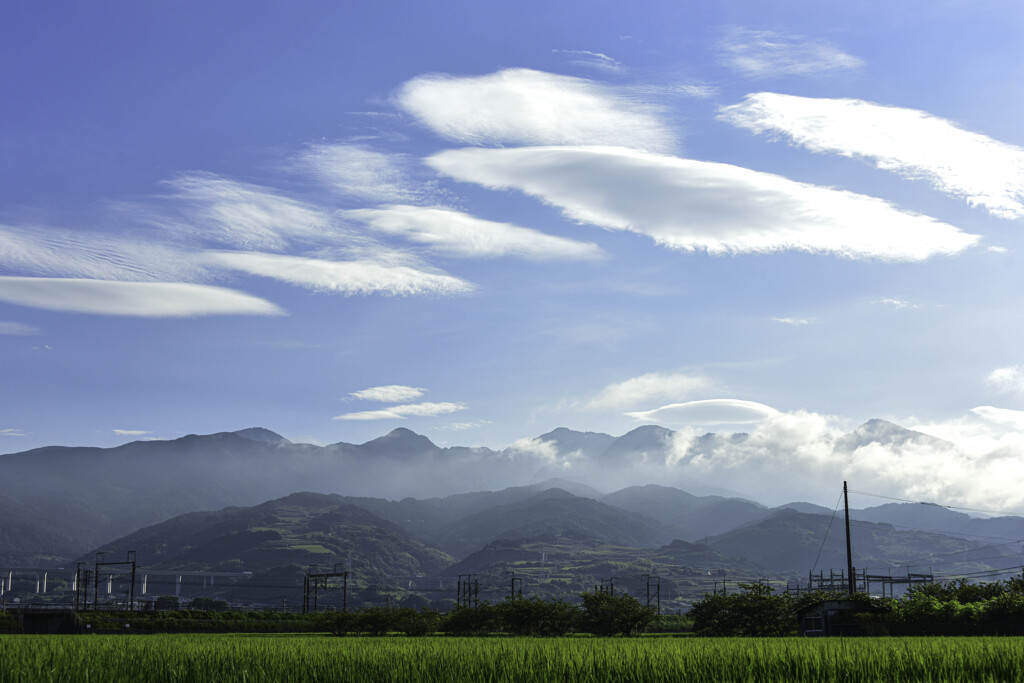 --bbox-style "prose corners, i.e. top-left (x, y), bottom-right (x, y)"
top-left (4, 0), bottom-right (1024, 507)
